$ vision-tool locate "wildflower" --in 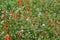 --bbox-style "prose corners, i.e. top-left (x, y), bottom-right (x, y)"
top-left (3, 25), bottom-right (9, 30)
top-left (42, 24), bottom-right (45, 26)
top-left (4, 9), bottom-right (7, 14)
top-left (58, 32), bottom-right (60, 36)
top-left (45, 11), bottom-right (48, 15)
top-left (10, 12), bottom-right (14, 17)
top-left (4, 34), bottom-right (10, 40)
top-left (25, 16), bottom-right (29, 19)
top-left (28, 7), bottom-right (30, 11)
top-left (17, 31), bottom-right (21, 36)
top-left (26, 18), bottom-right (29, 21)
top-left (25, 16), bottom-right (29, 21)
top-left (48, 19), bottom-right (53, 25)
top-left (31, 17), bottom-right (34, 21)
top-left (43, 31), bottom-right (46, 35)
top-left (26, 1), bottom-right (29, 5)
top-left (17, 0), bottom-right (22, 5)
